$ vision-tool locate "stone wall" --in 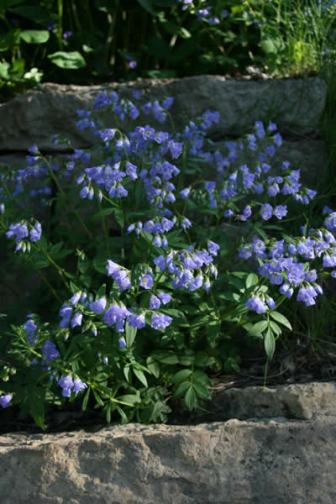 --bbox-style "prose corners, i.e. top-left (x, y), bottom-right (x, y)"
top-left (1, 382), bottom-right (336, 504)
top-left (0, 75), bottom-right (328, 188)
